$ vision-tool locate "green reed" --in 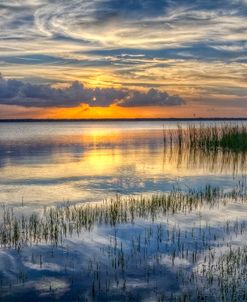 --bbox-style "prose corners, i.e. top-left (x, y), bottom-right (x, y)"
top-left (164, 124), bottom-right (247, 152)
top-left (0, 185), bottom-right (245, 249)
top-left (1, 181), bottom-right (247, 301)
top-left (0, 184), bottom-right (247, 301)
